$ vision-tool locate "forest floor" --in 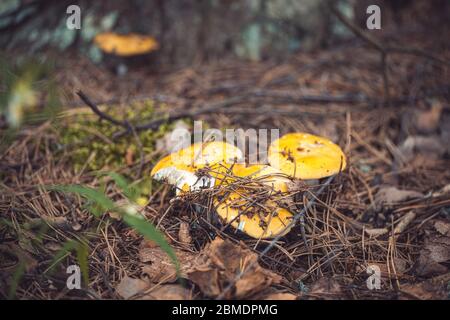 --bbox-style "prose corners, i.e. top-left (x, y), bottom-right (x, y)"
top-left (1, 29), bottom-right (449, 299)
